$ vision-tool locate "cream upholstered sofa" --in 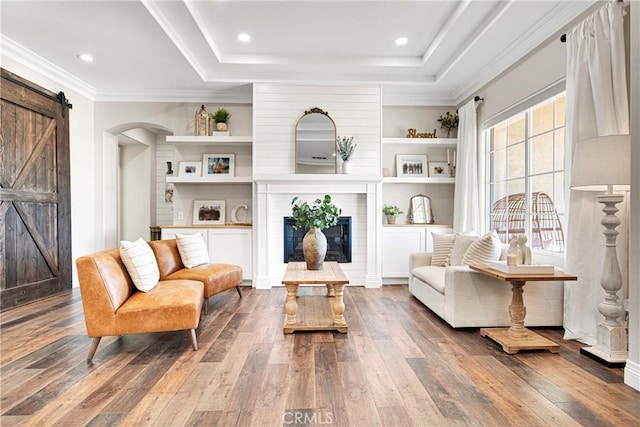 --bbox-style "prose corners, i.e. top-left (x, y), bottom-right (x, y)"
top-left (408, 233), bottom-right (564, 328)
